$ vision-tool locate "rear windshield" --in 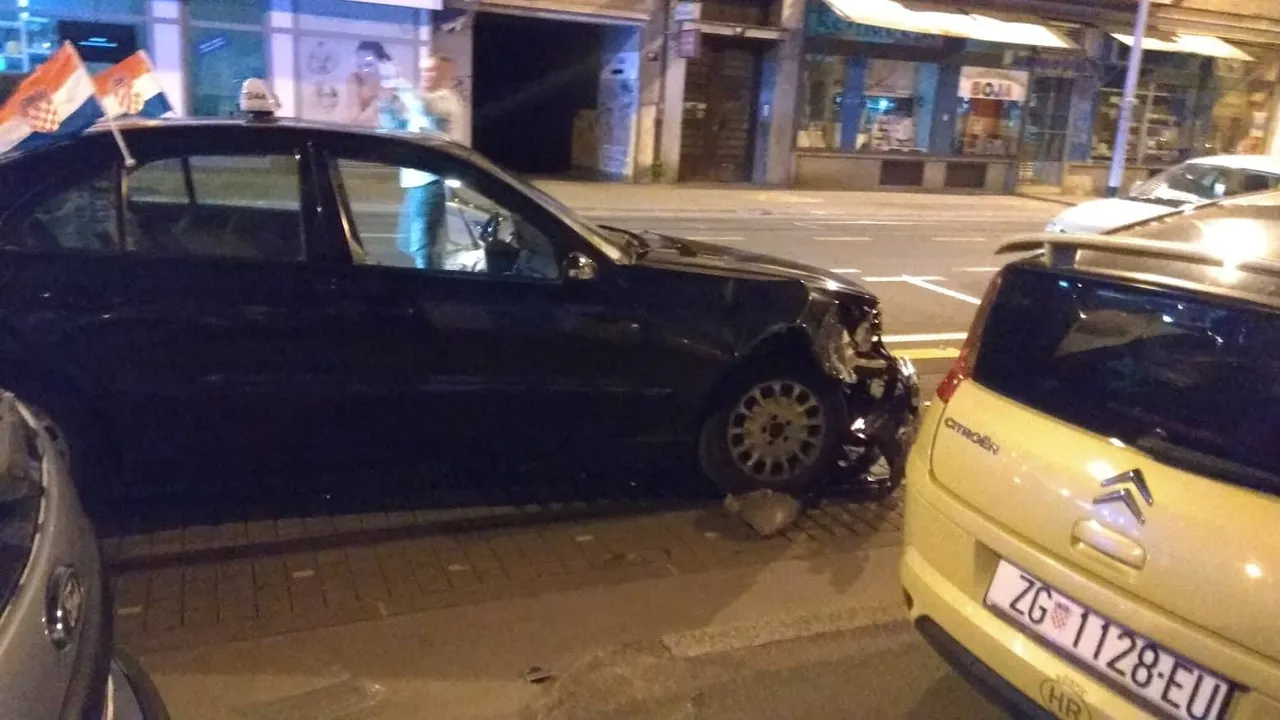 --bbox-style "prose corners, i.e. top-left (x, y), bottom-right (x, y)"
top-left (974, 265), bottom-right (1280, 493)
